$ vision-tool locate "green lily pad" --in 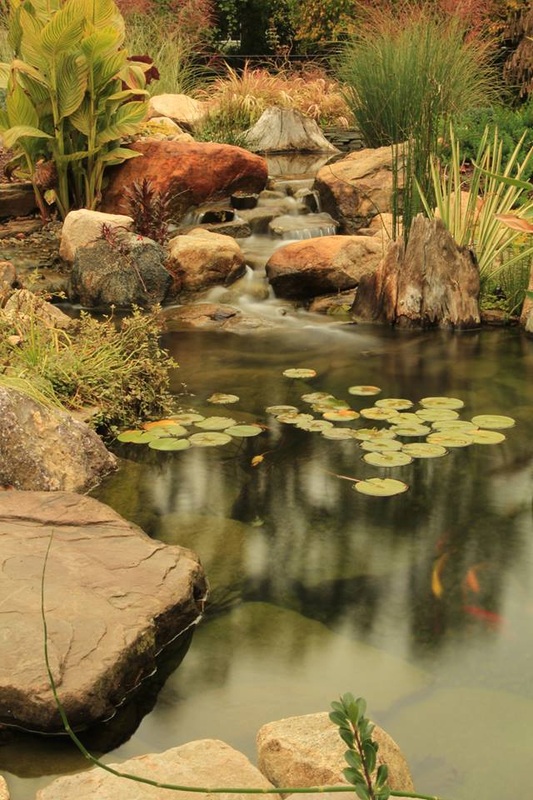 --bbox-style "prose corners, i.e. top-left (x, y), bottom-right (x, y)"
top-left (392, 412), bottom-right (422, 424)
top-left (390, 423), bottom-right (432, 437)
top-left (354, 477), bottom-right (409, 497)
top-left (375, 398), bottom-right (414, 410)
top-left (464, 429), bottom-right (507, 445)
top-left (322, 409), bottom-right (360, 422)
top-left (419, 396), bottom-right (465, 410)
top-left (426, 432), bottom-right (472, 448)
top-left (352, 428), bottom-right (398, 441)
top-left (360, 407), bottom-right (399, 421)
top-left (312, 398), bottom-right (351, 412)
top-left (277, 412), bottom-right (314, 425)
top-left (431, 420), bottom-right (478, 432)
top-left (360, 438), bottom-right (403, 452)
top-left (348, 385), bottom-right (382, 396)
top-left (296, 419), bottom-right (334, 432)
top-left (471, 414), bottom-right (516, 430)
top-left (170, 412), bottom-right (206, 425)
top-left (195, 416), bottom-right (237, 431)
top-left (207, 393), bottom-right (240, 404)
top-left (189, 432), bottom-right (233, 447)
top-left (401, 442), bottom-right (448, 458)
top-left (415, 408), bottom-right (460, 422)
top-left (265, 404), bottom-right (299, 416)
top-left (116, 429), bottom-right (151, 443)
top-left (301, 392), bottom-right (334, 403)
top-left (321, 427), bottom-right (357, 440)
top-left (148, 423), bottom-right (188, 437)
top-left (149, 437), bottom-right (191, 451)
top-left (362, 451), bottom-right (414, 467)
top-left (225, 424), bottom-right (264, 438)
top-left (282, 368), bottom-right (317, 379)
